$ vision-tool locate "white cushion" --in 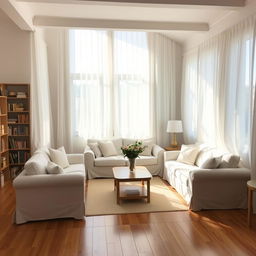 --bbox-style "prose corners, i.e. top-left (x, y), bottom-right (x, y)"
top-left (112, 138), bottom-right (123, 155)
top-left (219, 154), bottom-right (240, 168)
top-left (140, 140), bottom-right (154, 156)
top-left (24, 152), bottom-right (50, 175)
top-left (49, 146), bottom-right (69, 168)
top-left (88, 138), bottom-right (123, 155)
top-left (95, 156), bottom-right (126, 167)
top-left (177, 144), bottom-right (200, 165)
top-left (196, 148), bottom-right (223, 167)
top-left (46, 161), bottom-right (64, 174)
top-left (88, 143), bottom-right (102, 158)
top-left (98, 141), bottom-right (118, 157)
top-left (136, 156), bottom-right (157, 165)
top-left (64, 164), bottom-right (85, 174)
top-left (199, 156), bottom-right (222, 169)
